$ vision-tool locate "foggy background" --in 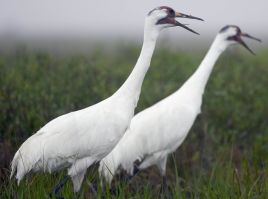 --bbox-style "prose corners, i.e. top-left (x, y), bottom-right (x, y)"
top-left (1, 0), bottom-right (267, 50)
